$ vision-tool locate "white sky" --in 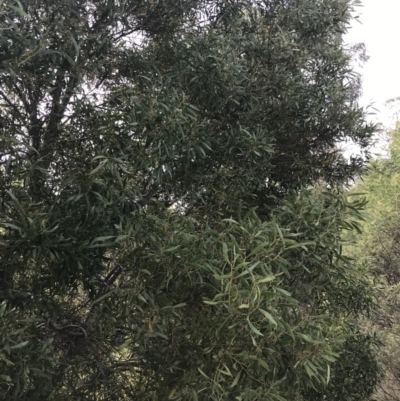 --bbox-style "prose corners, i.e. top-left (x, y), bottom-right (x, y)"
top-left (346, 0), bottom-right (400, 130)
